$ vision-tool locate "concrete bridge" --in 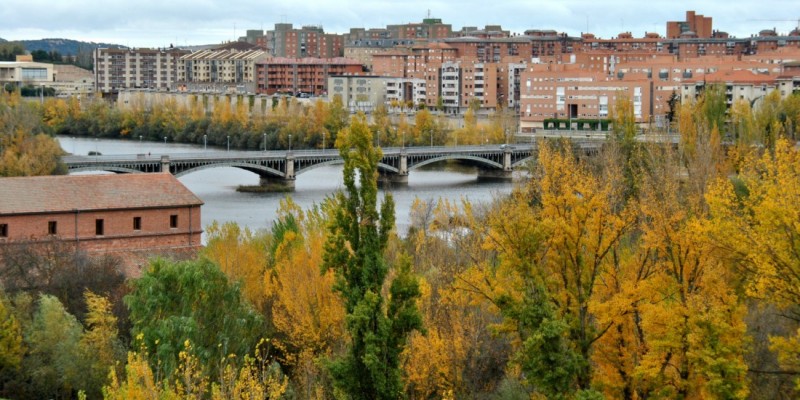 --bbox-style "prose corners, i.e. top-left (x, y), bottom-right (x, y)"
top-left (64, 143), bottom-right (602, 189)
